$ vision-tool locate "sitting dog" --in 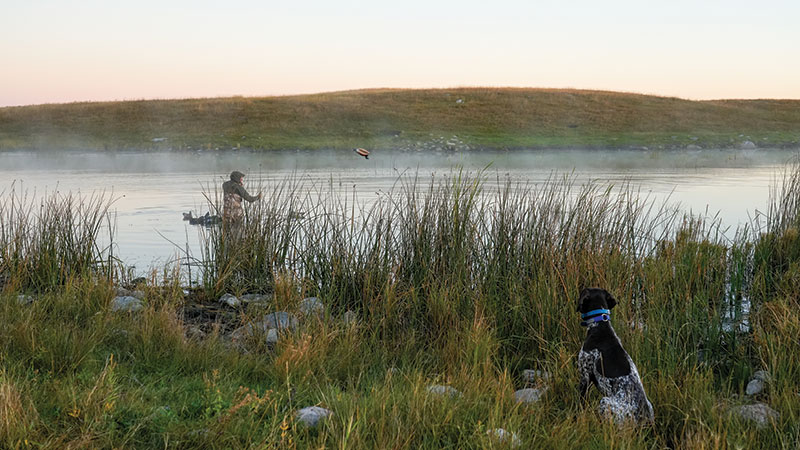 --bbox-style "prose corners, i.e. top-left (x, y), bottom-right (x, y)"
top-left (577, 288), bottom-right (654, 423)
